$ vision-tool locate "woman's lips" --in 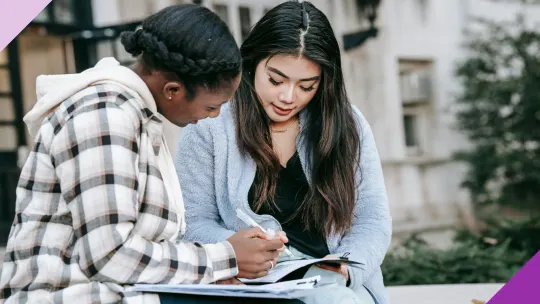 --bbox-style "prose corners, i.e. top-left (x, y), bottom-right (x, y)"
top-left (272, 104), bottom-right (293, 116)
